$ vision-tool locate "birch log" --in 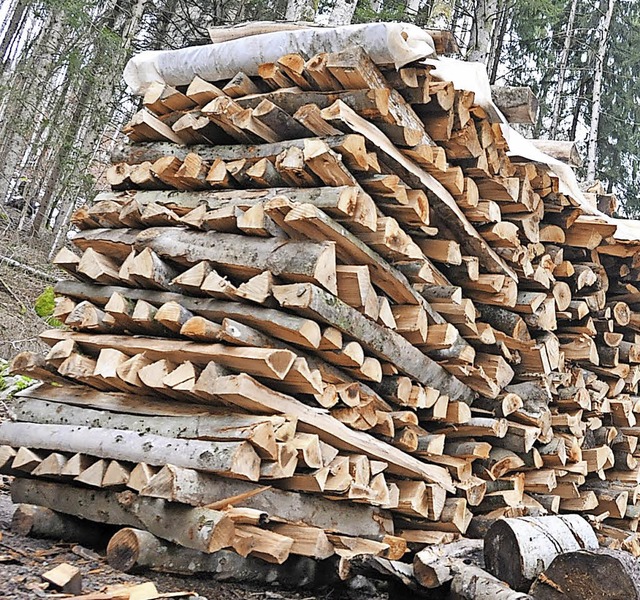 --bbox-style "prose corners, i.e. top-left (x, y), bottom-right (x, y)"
top-left (0, 421), bottom-right (261, 481)
top-left (484, 515), bottom-right (598, 592)
top-left (11, 479), bottom-right (235, 553)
